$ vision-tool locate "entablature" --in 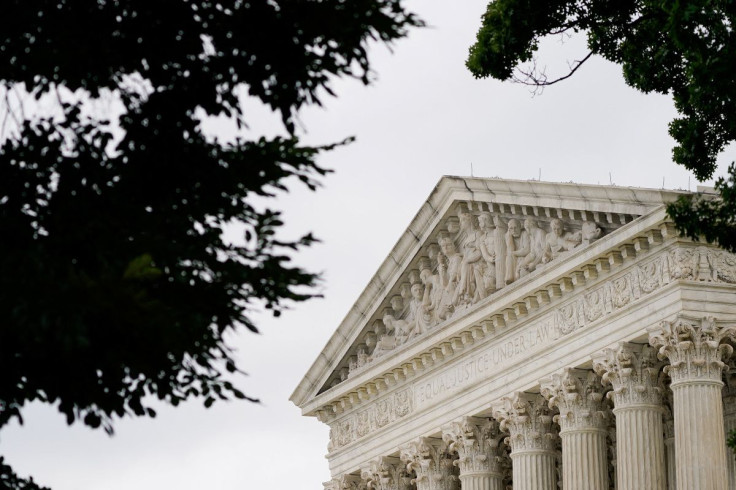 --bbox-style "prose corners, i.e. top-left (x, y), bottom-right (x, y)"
top-left (304, 206), bottom-right (703, 420)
